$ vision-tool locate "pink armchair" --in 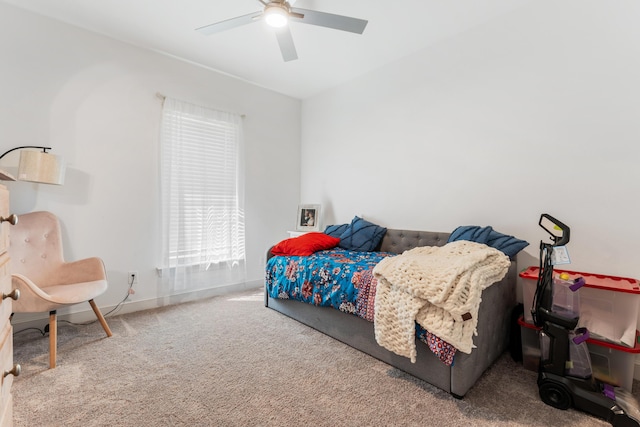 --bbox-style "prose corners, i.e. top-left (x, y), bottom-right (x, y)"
top-left (10, 211), bottom-right (112, 368)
